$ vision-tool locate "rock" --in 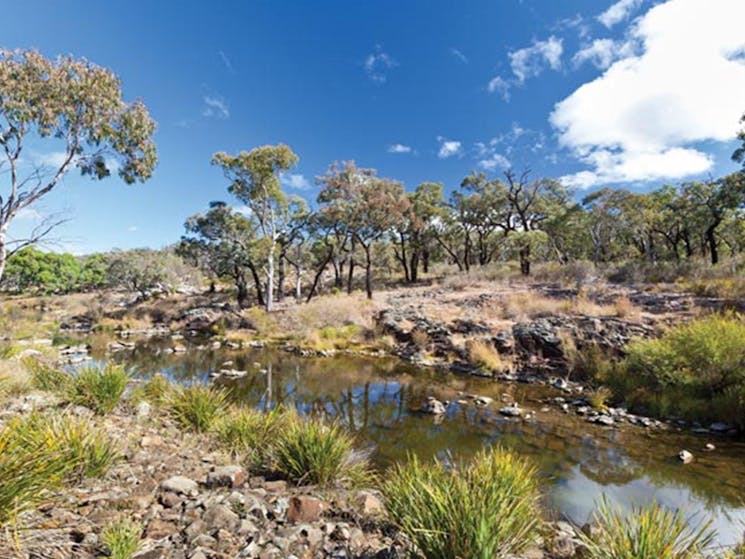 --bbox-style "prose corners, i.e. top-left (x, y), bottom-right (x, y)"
top-left (287, 495), bottom-right (325, 523)
top-left (205, 465), bottom-right (246, 489)
top-left (473, 395), bottom-right (493, 406)
top-left (708, 422), bottom-right (732, 433)
top-left (499, 403), bottom-right (522, 417)
top-left (160, 475), bottom-right (198, 495)
top-left (592, 415), bottom-right (615, 426)
top-left (422, 396), bottom-right (447, 415)
top-left (355, 491), bottom-right (384, 516)
top-left (550, 536), bottom-right (576, 559)
top-left (264, 480), bottom-right (288, 492)
top-left (146, 518), bottom-right (179, 539)
top-left (679, 450), bottom-right (694, 464)
top-left (135, 401), bottom-right (151, 419)
top-left (704, 443), bottom-right (716, 451)
top-left (203, 504), bottom-right (240, 532)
